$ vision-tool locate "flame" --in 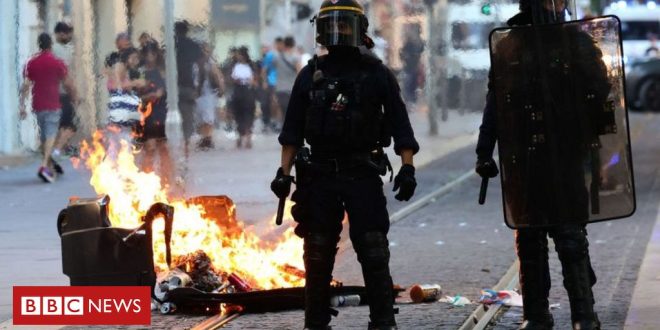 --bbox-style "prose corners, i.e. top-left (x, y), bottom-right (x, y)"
top-left (139, 101), bottom-right (153, 127)
top-left (75, 131), bottom-right (304, 289)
